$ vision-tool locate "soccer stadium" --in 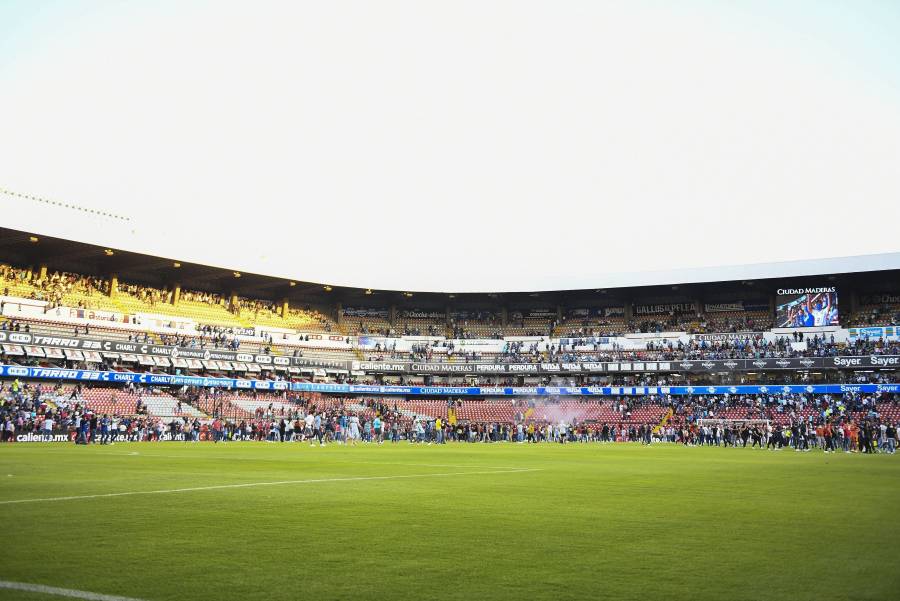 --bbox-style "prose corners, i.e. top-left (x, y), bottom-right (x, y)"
top-left (2, 2), bottom-right (900, 601)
